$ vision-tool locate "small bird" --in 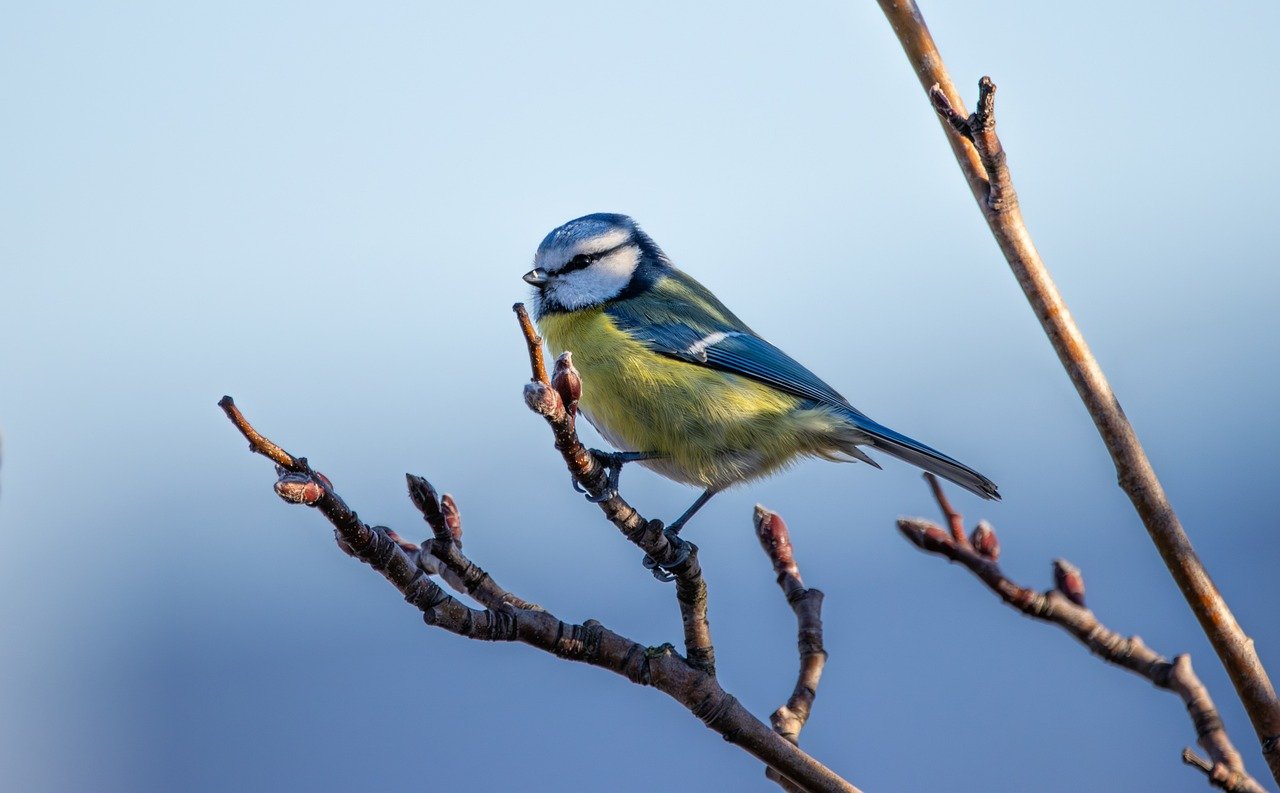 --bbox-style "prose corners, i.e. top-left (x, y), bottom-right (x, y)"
top-left (525, 213), bottom-right (998, 571)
